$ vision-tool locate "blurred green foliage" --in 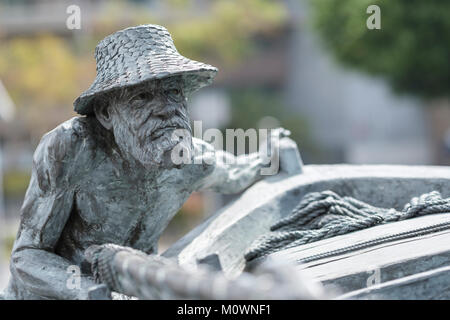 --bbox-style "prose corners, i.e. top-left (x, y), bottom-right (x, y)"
top-left (101, 0), bottom-right (288, 64)
top-left (2, 233), bottom-right (15, 260)
top-left (0, 36), bottom-right (79, 107)
top-left (3, 170), bottom-right (30, 198)
top-left (0, 35), bottom-right (95, 137)
top-left (164, 0), bottom-right (287, 64)
top-left (311, 0), bottom-right (450, 99)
